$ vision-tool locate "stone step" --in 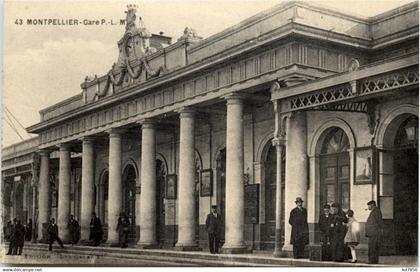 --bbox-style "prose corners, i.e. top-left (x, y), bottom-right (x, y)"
top-left (11, 244), bottom-right (276, 267)
top-left (12, 243), bottom-right (384, 267)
